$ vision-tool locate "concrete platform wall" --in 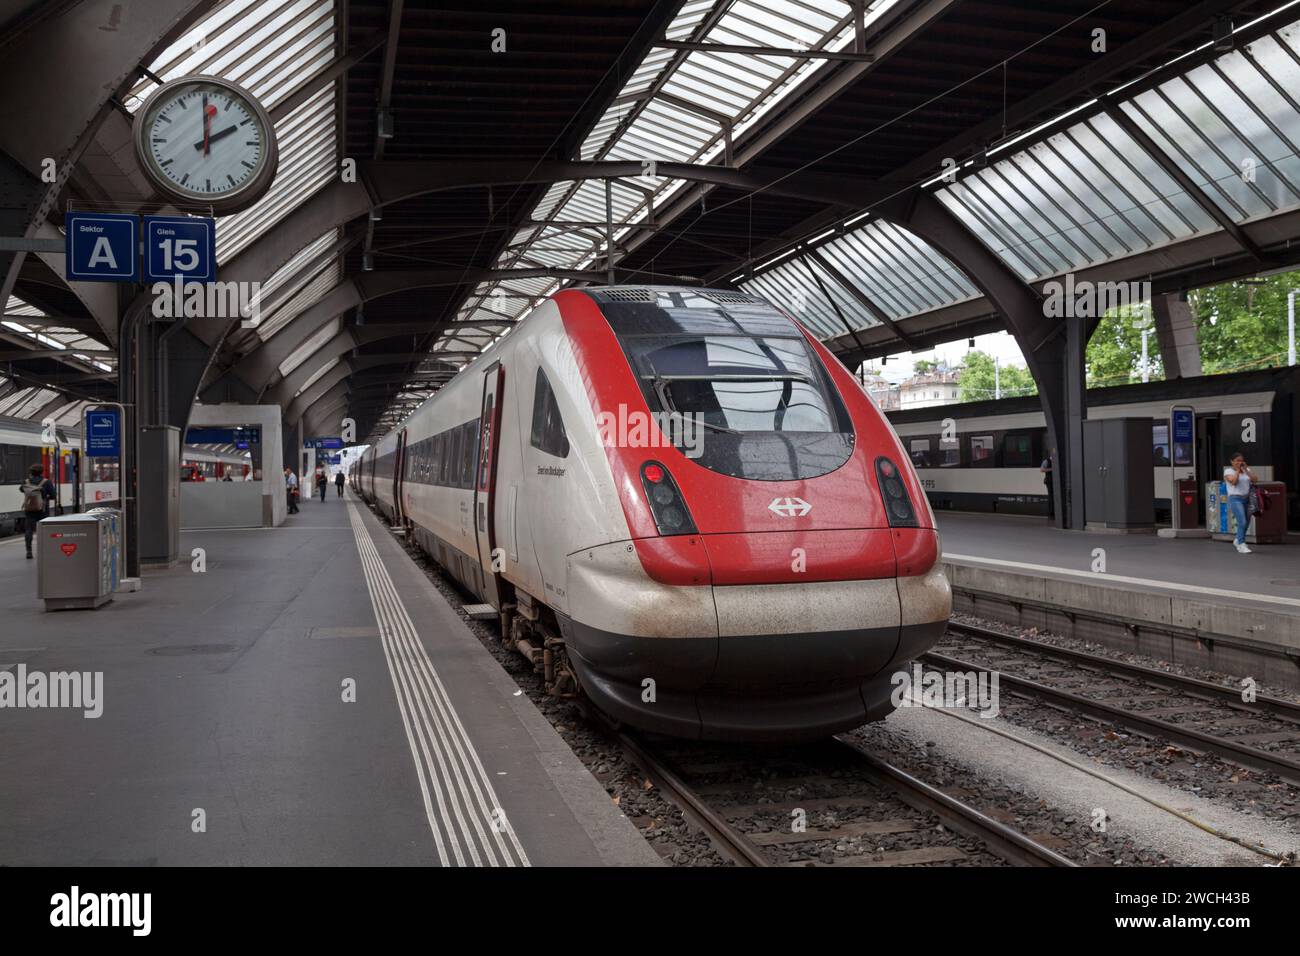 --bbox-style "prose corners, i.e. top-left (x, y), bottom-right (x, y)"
top-left (944, 560), bottom-right (1300, 691)
top-left (187, 404), bottom-right (285, 527)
